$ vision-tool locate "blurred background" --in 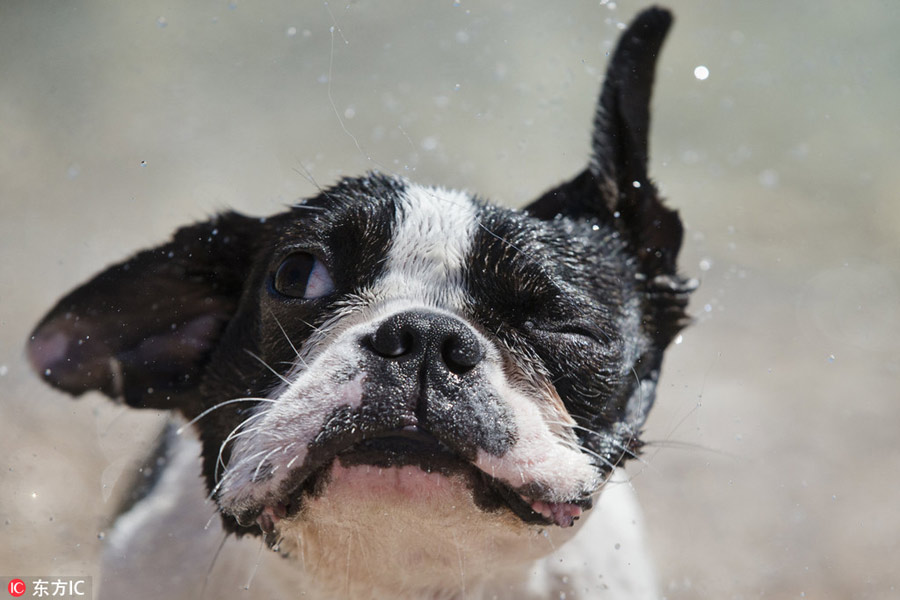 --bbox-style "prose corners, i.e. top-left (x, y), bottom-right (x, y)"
top-left (1, 1), bottom-right (898, 598)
